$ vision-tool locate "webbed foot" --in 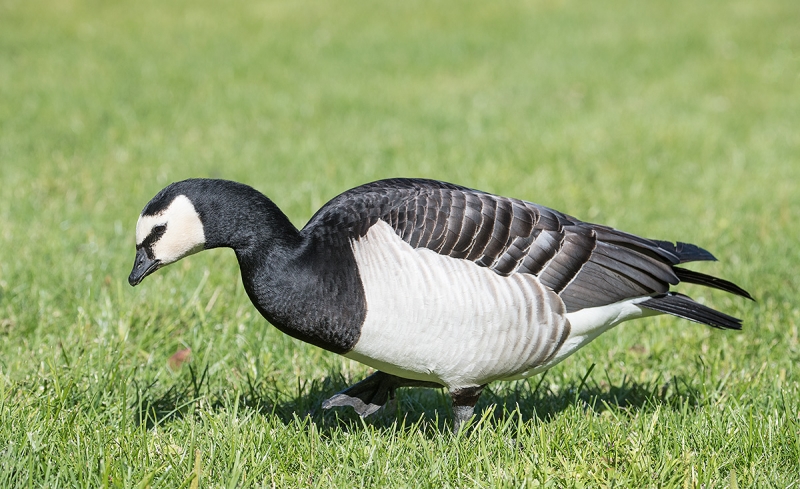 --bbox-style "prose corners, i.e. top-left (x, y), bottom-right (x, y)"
top-left (322, 371), bottom-right (441, 417)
